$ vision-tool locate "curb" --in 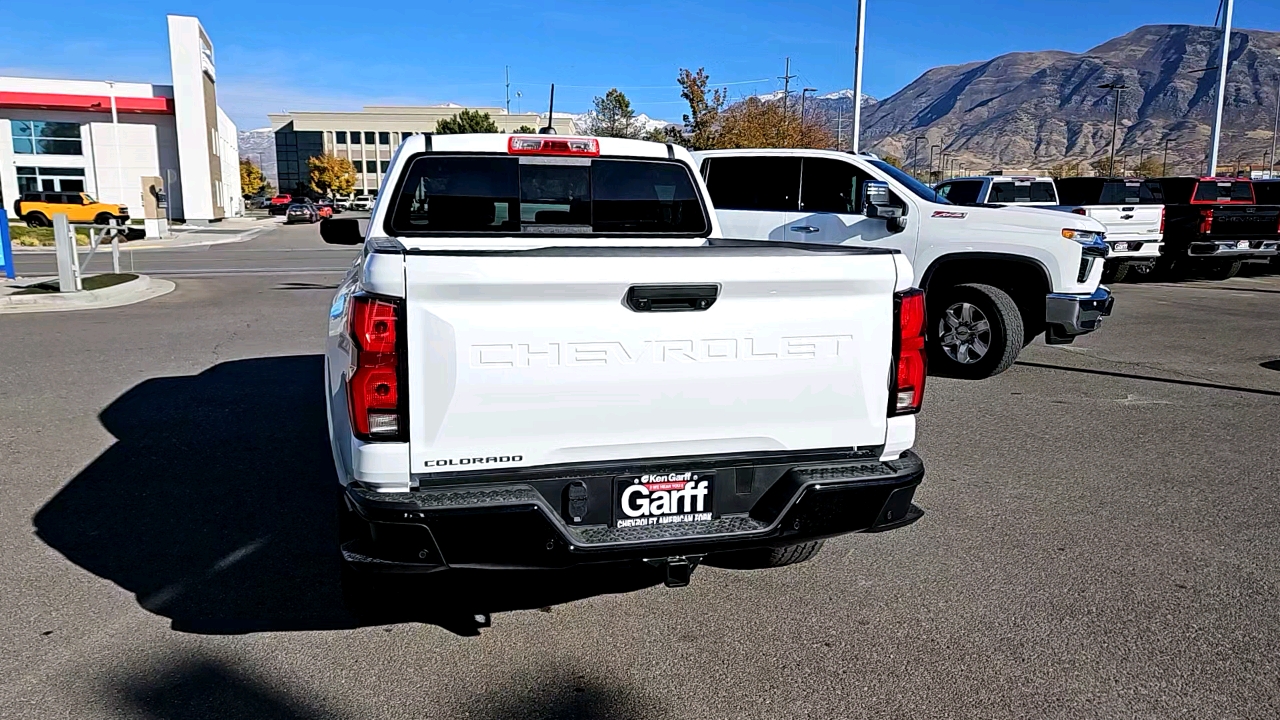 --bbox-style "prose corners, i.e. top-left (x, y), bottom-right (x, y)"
top-left (10, 227), bottom-right (266, 253)
top-left (0, 274), bottom-right (176, 314)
